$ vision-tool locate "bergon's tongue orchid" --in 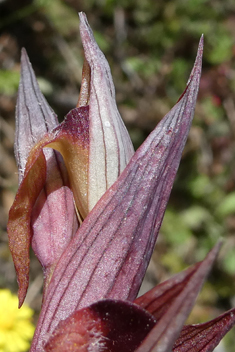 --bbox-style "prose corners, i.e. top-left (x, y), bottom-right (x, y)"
top-left (8, 12), bottom-right (134, 307)
top-left (7, 12), bottom-right (235, 352)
